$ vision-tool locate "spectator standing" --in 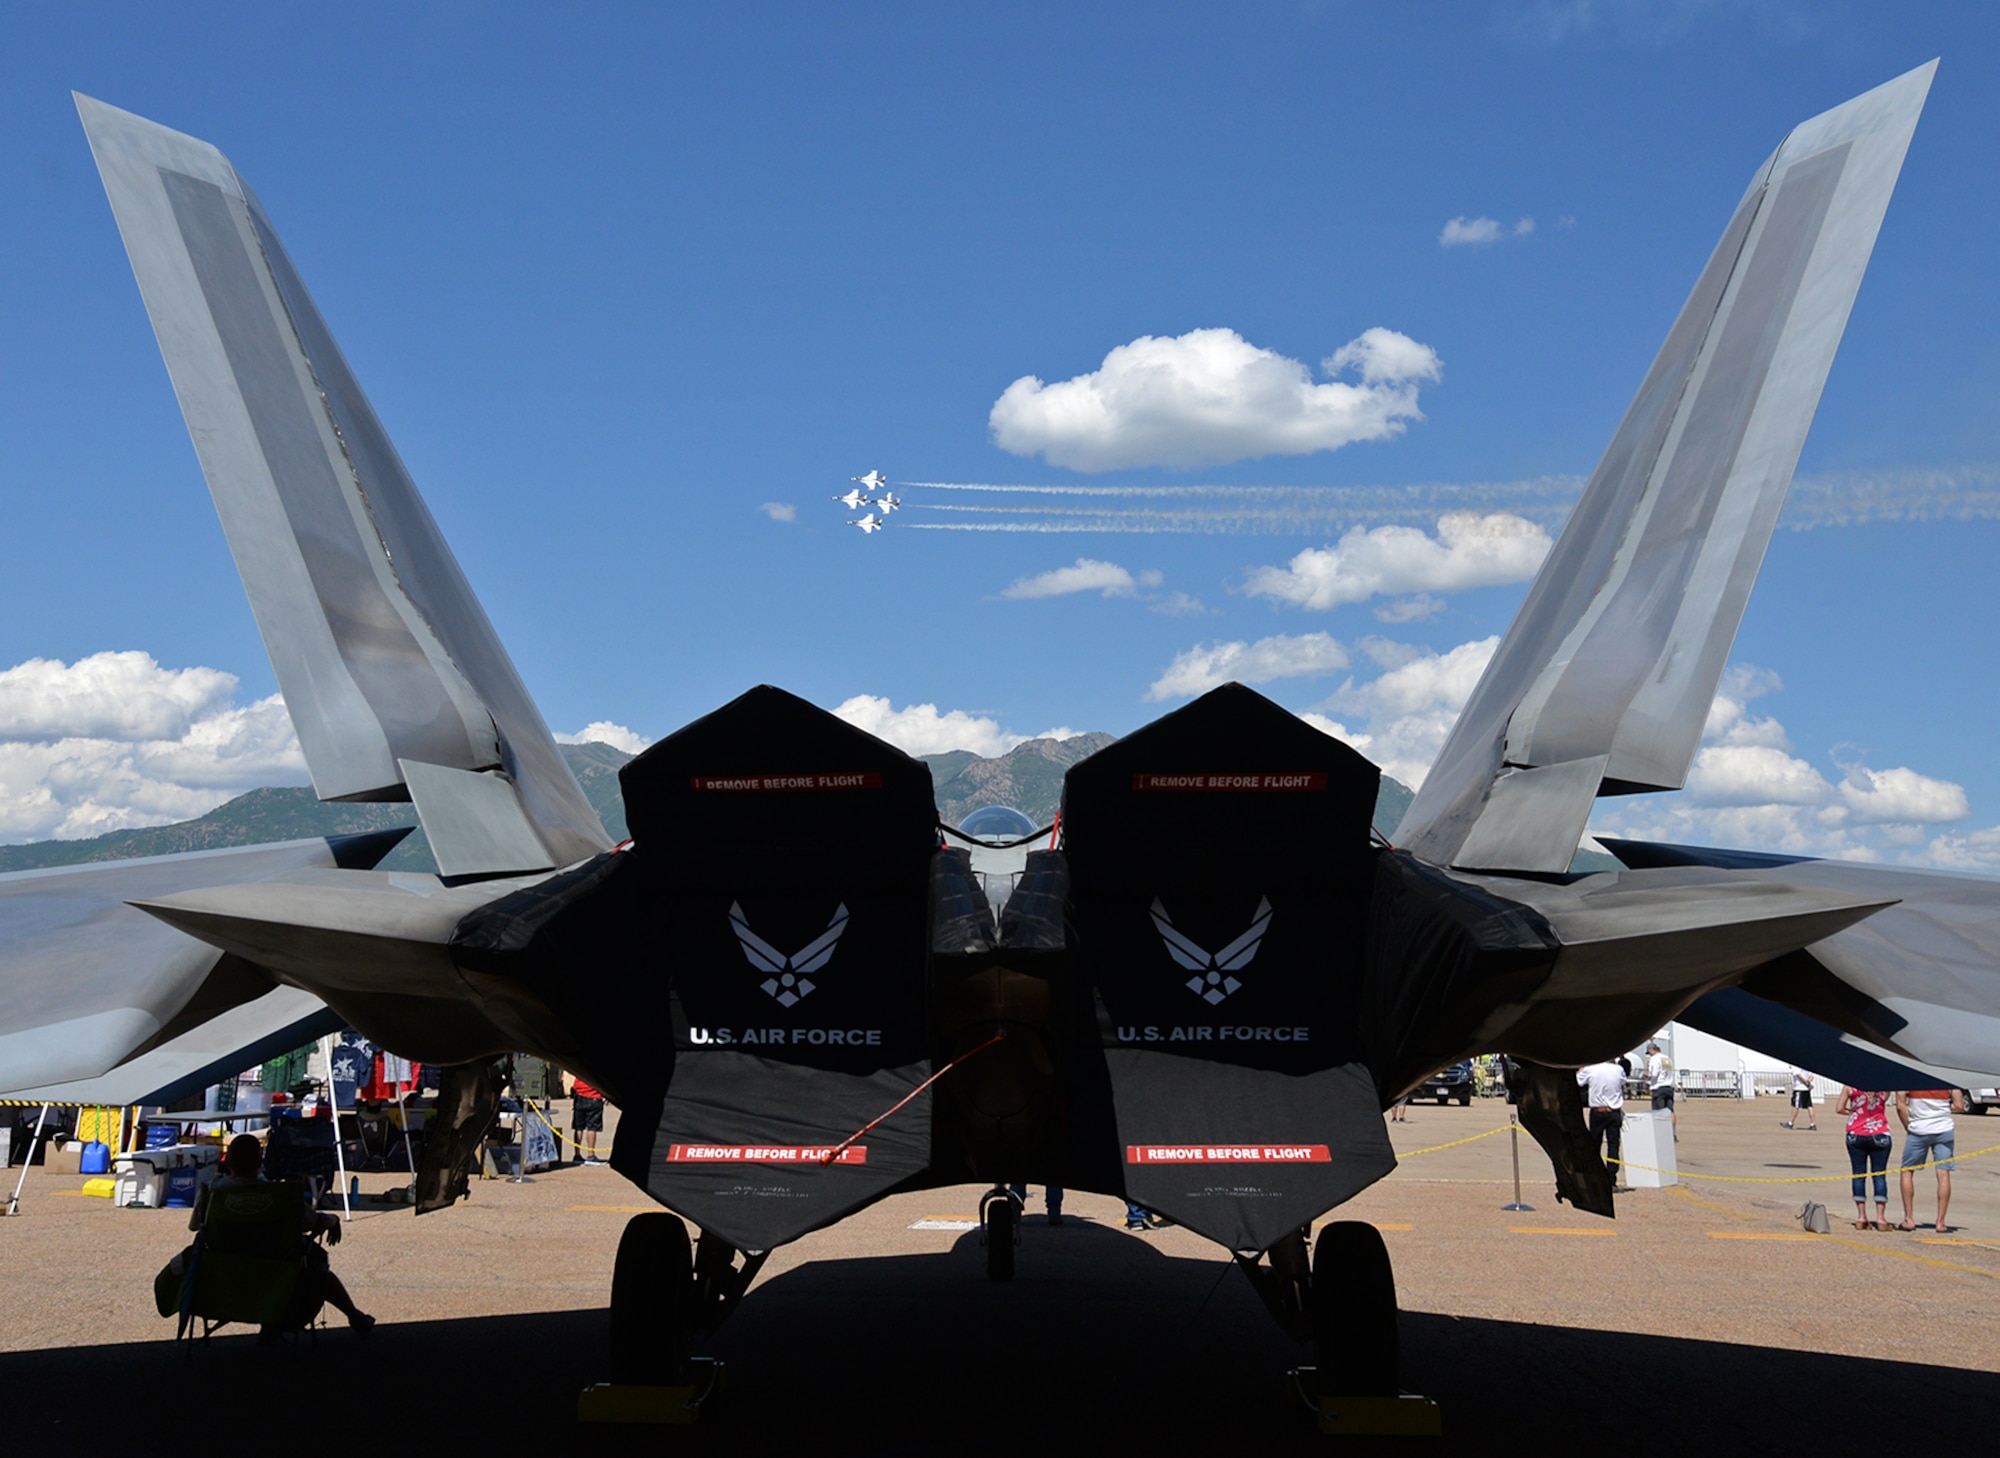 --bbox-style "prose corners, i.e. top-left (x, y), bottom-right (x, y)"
top-left (569, 1075), bottom-right (607, 1165)
top-left (1783, 1067), bottom-right (1819, 1130)
top-left (1895, 1086), bottom-right (1966, 1232)
top-left (1838, 1087), bottom-right (1893, 1230)
top-left (1577, 1060), bottom-right (1629, 1191)
top-left (1646, 1041), bottom-right (1677, 1141)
